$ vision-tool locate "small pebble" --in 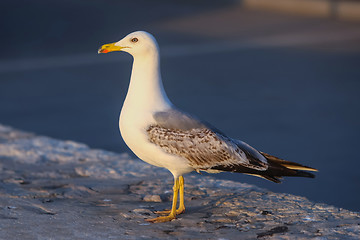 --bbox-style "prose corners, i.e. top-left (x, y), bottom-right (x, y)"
top-left (132, 208), bottom-right (153, 216)
top-left (143, 195), bottom-right (162, 202)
